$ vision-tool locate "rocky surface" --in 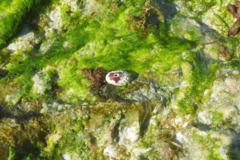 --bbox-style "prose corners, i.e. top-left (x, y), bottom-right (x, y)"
top-left (0, 0), bottom-right (240, 159)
